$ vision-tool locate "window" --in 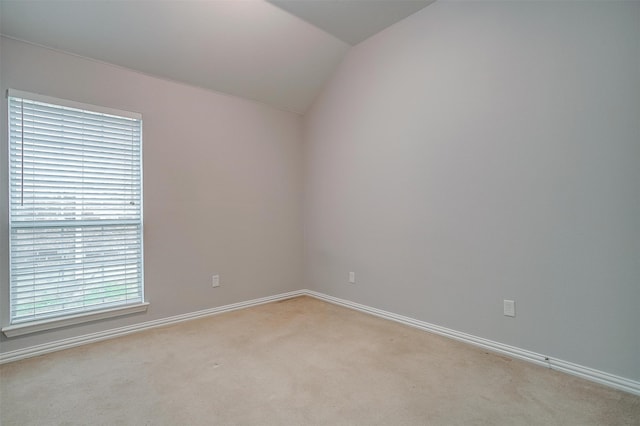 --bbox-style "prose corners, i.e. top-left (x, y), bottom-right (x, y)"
top-left (4, 90), bottom-right (145, 334)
